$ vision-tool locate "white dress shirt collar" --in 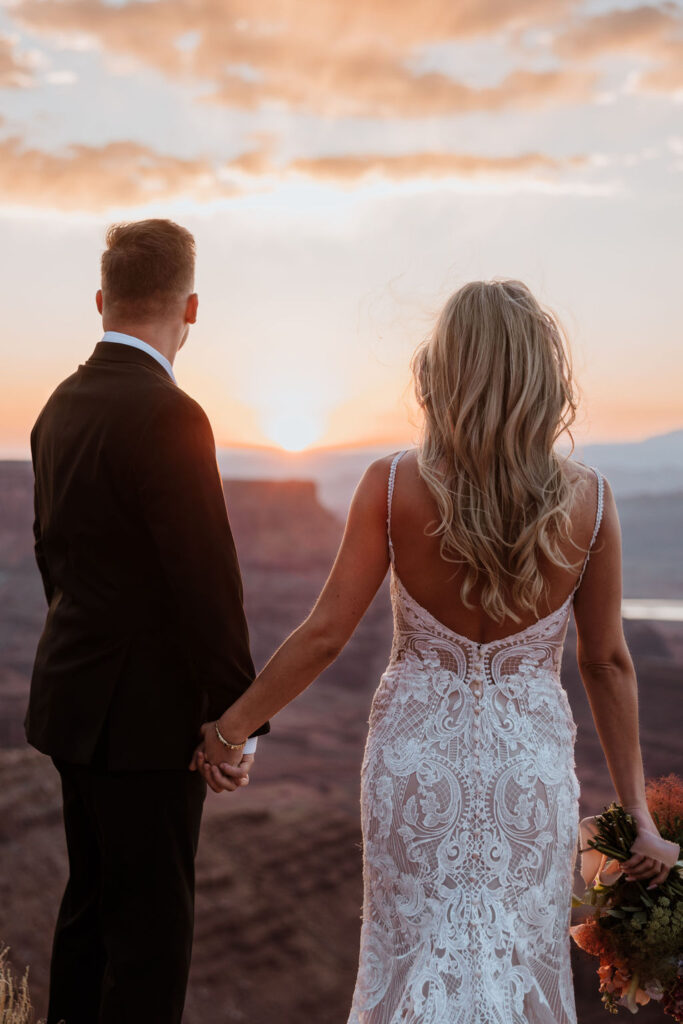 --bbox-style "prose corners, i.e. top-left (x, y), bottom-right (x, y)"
top-left (101, 331), bottom-right (177, 384)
